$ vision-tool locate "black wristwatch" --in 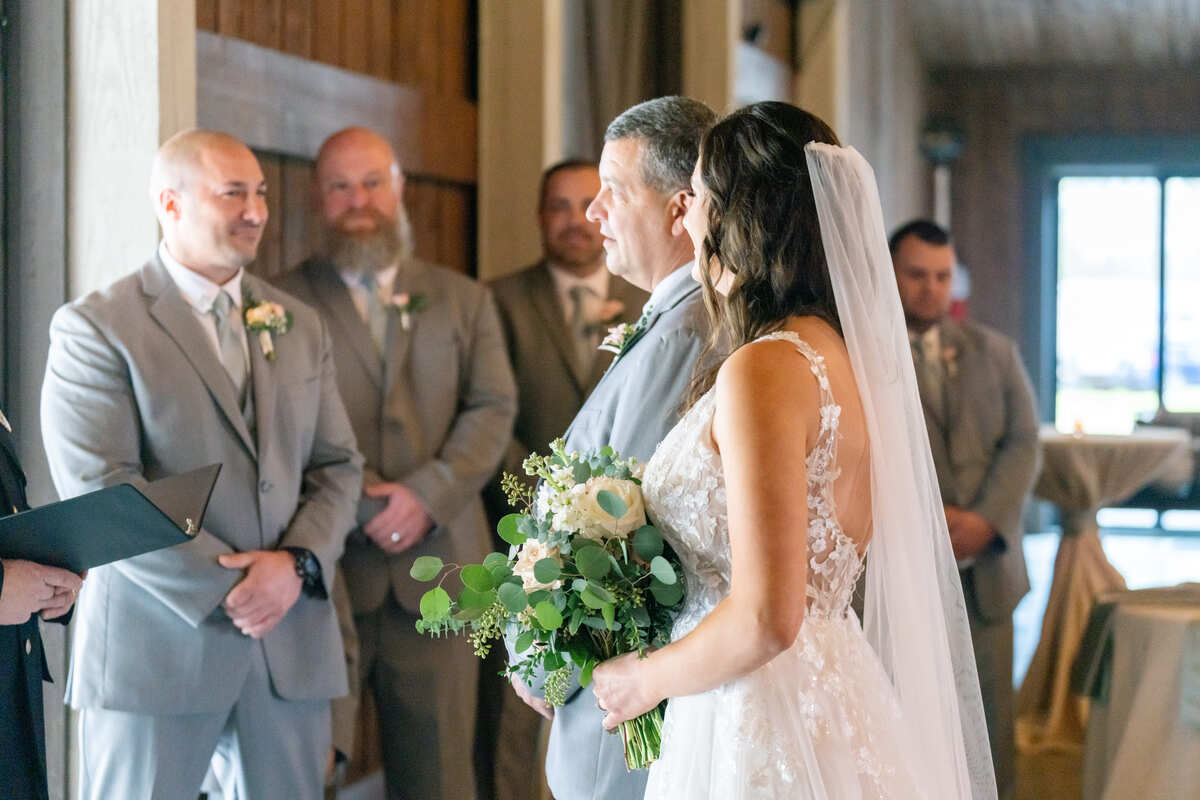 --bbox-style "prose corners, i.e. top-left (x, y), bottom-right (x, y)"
top-left (282, 547), bottom-right (327, 599)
